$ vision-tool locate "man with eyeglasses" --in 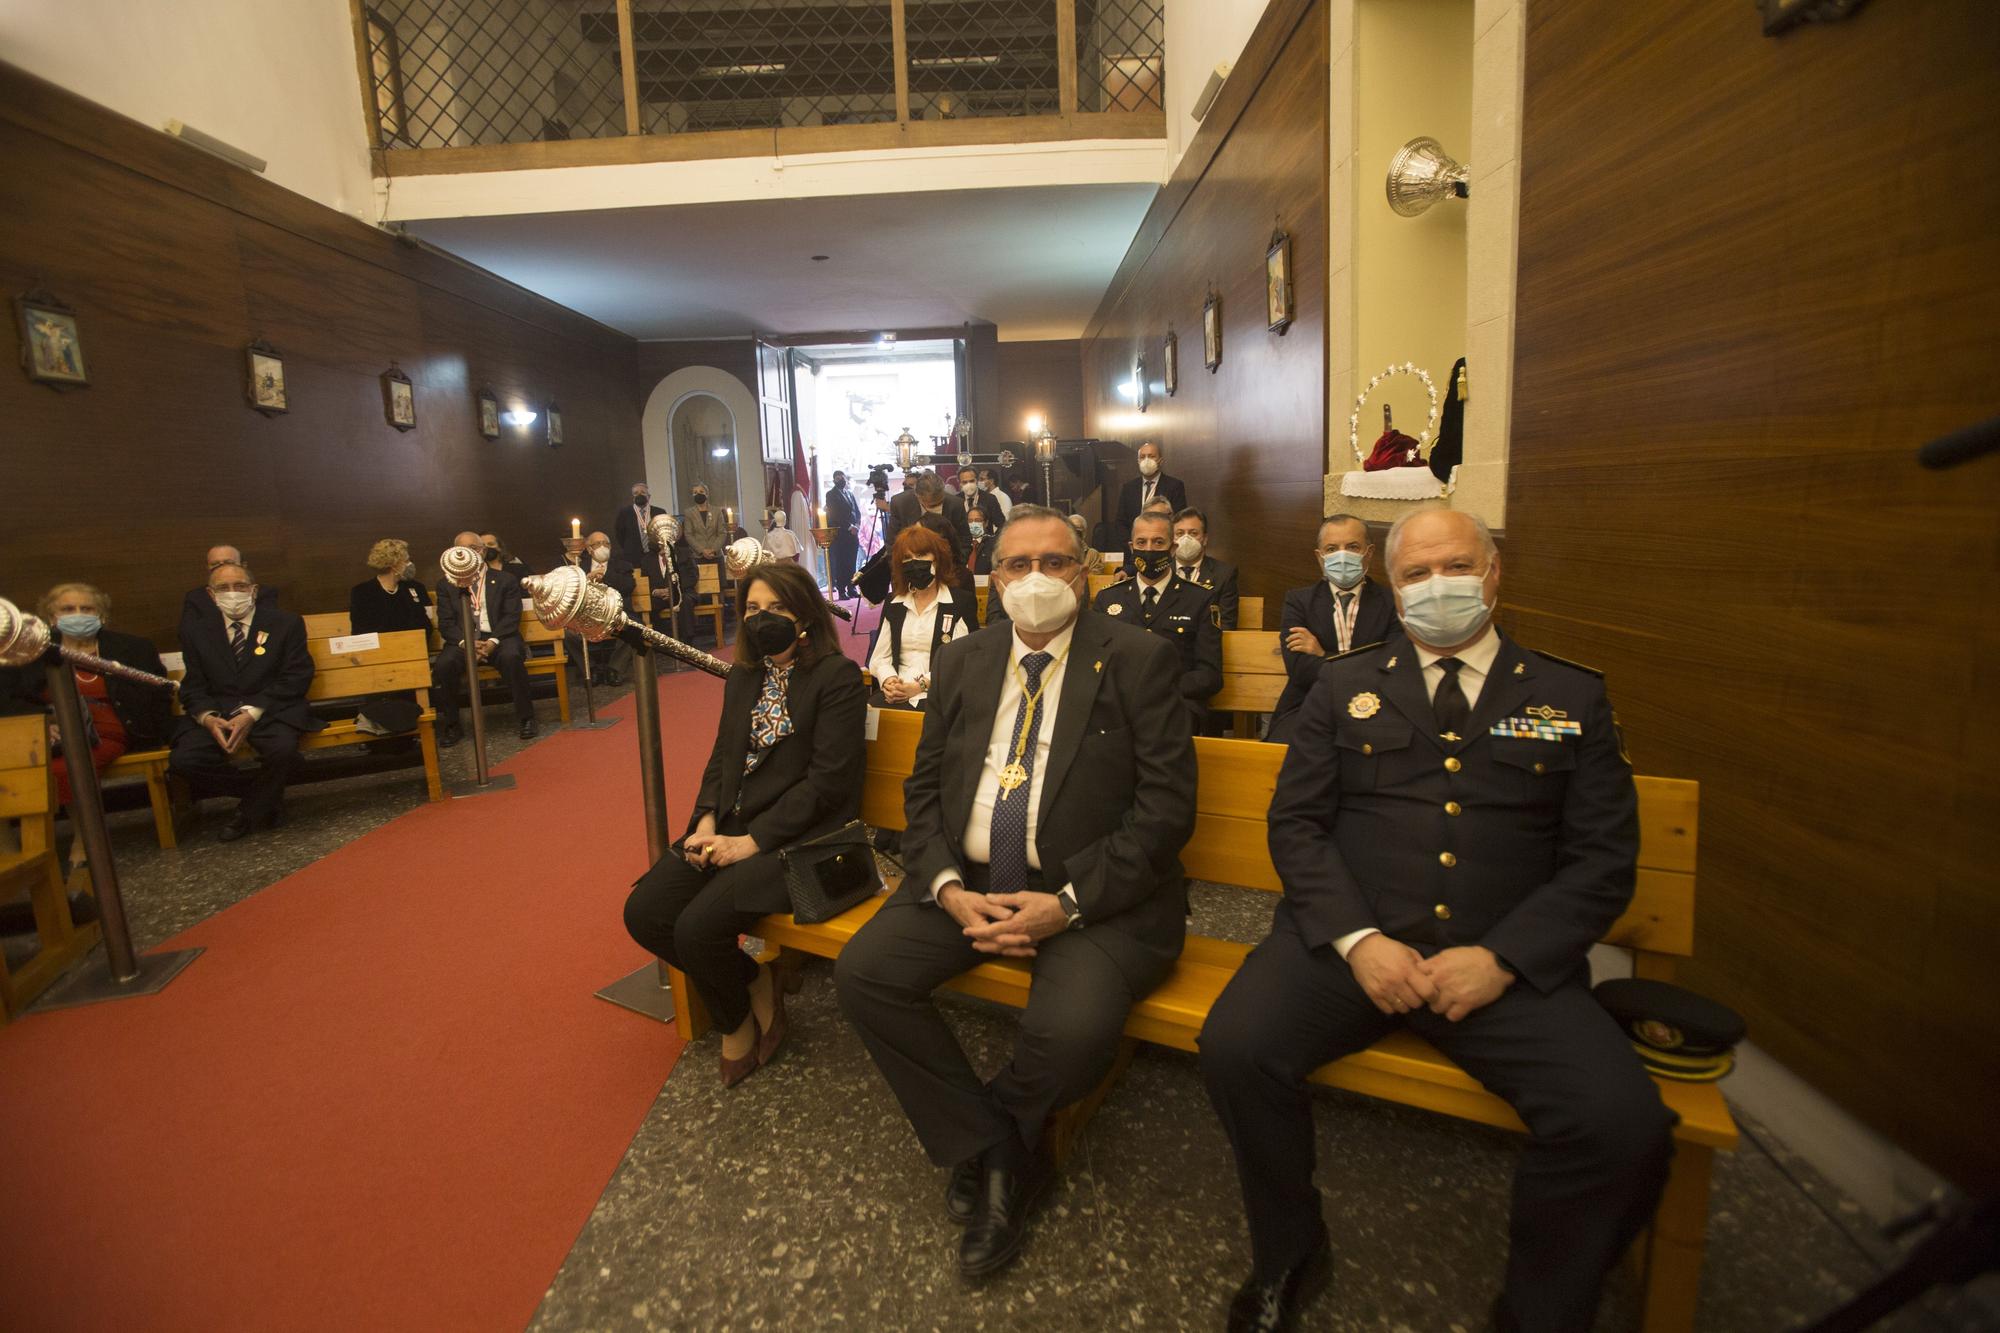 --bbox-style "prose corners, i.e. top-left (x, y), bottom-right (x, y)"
top-left (177, 544), bottom-right (280, 640)
top-left (836, 504), bottom-right (1196, 1282)
top-left (1094, 511), bottom-right (1222, 733)
top-left (168, 561), bottom-right (322, 842)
